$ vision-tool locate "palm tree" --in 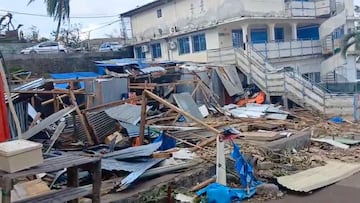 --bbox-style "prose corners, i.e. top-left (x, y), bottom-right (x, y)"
top-left (341, 31), bottom-right (360, 58)
top-left (28, 0), bottom-right (70, 41)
